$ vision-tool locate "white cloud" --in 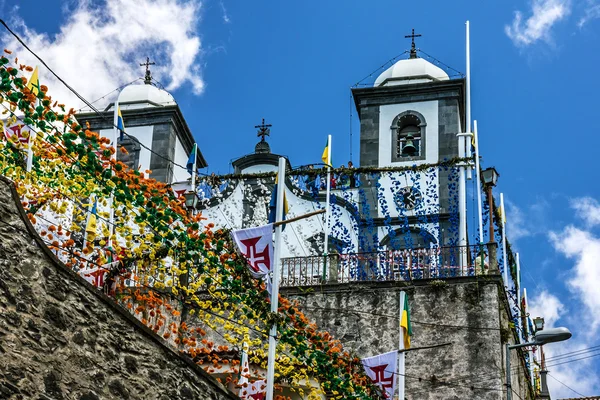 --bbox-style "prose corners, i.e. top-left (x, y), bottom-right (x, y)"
top-left (570, 196), bottom-right (600, 227)
top-left (504, 198), bottom-right (549, 242)
top-left (506, 199), bottom-right (531, 241)
top-left (505, 0), bottom-right (571, 46)
top-left (2, 0), bottom-right (204, 109)
top-left (549, 226), bottom-right (600, 331)
top-left (219, 0), bottom-right (231, 23)
top-left (527, 290), bottom-right (563, 327)
top-left (527, 290), bottom-right (599, 397)
top-left (578, 2), bottom-right (600, 27)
